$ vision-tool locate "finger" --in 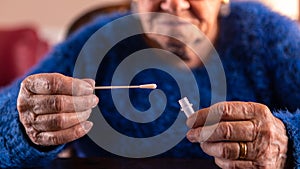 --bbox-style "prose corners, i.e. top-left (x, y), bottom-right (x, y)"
top-left (82, 79), bottom-right (95, 88)
top-left (201, 142), bottom-right (240, 160)
top-left (33, 110), bottom-right (92, 131)
top-left (33, 121), bottom-right (93, 146)
top-left (187, 102), bottom-right (267, 128)
top-left (22, 73), bottom-right (94, 96)
top-left (201, 142), bottom-right (253, 160)
top-left (187, 121), bottom-right (255, 142)
top-left (215, 158), bottom-right (253, 169)
top-left (24, 94), bottom-right (98, 114)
